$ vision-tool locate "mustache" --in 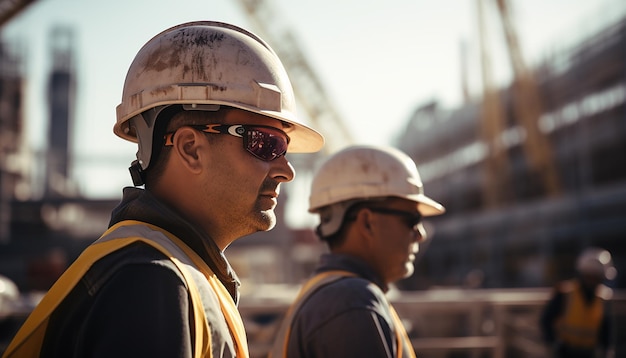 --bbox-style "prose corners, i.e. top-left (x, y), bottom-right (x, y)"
top-left (260, 179), bottom-right (281, 195)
